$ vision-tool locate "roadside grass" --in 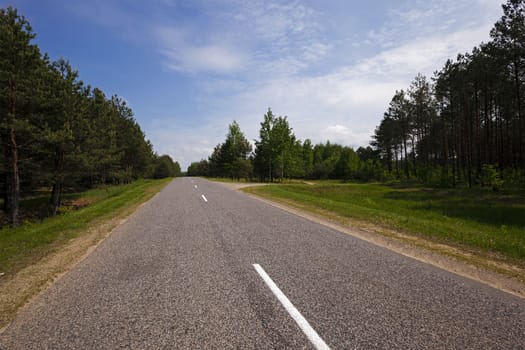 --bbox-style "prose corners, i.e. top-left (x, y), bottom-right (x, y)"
top-left (0, 178), bottom-right (172, 276)
top-left (243, 182), bottom-right (525, 263)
